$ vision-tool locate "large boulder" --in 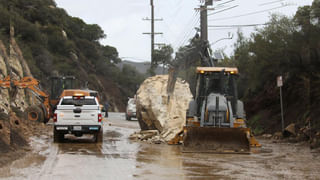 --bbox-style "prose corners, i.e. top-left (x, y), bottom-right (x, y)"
top-left (136, 75), bottom-right (193, 142)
